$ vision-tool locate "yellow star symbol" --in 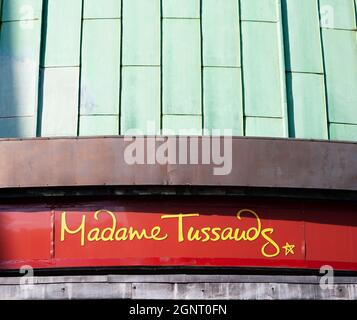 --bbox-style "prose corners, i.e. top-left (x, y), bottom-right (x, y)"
top-left (282, 243), bottom-right (295, 256)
